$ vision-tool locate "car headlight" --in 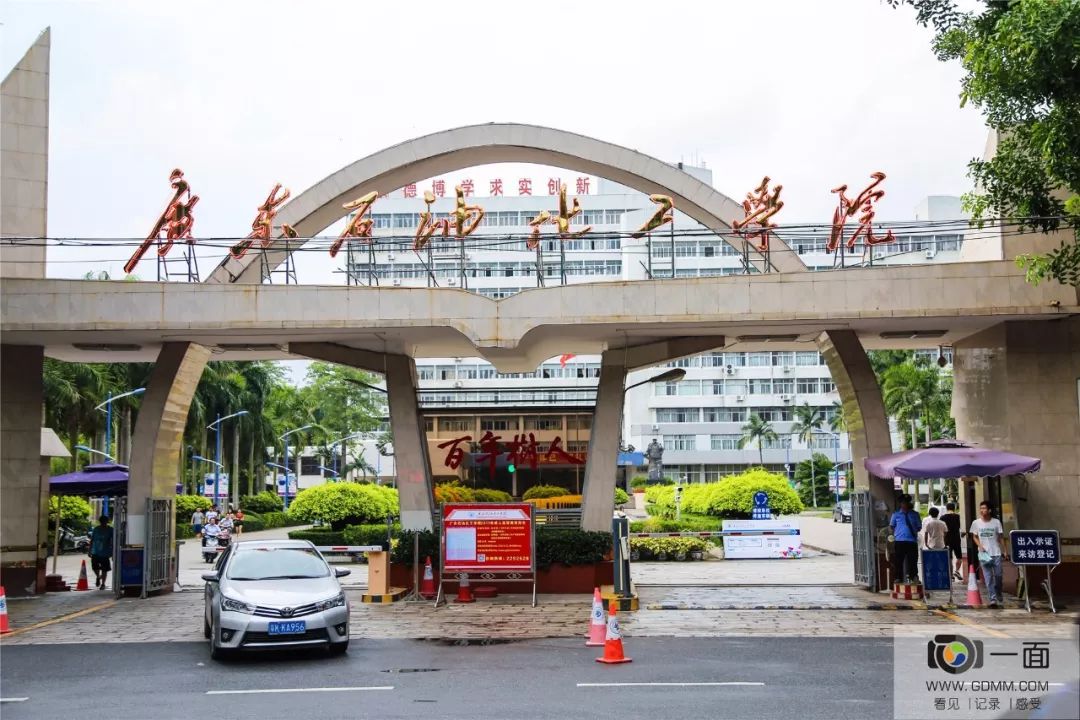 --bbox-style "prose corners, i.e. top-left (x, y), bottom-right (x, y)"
top-left (220, 596), bottom-right (256, 614)
top-left (315, 593), bottom-right (346, 611)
